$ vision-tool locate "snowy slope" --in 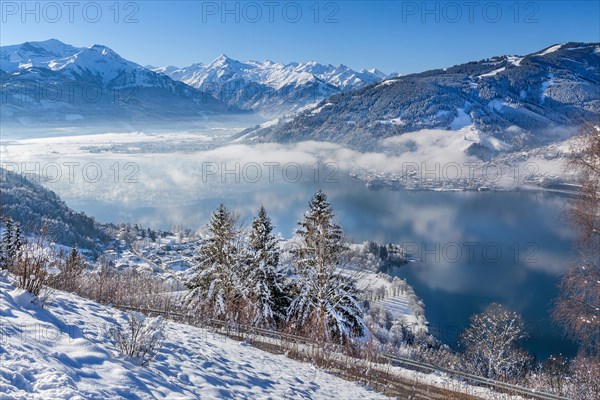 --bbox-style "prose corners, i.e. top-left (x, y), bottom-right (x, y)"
top-left (354, 272), bottom-right (427, 333)
top-left (0, 274), bottom-right (387, 399)
top-left (152, 56), bottom-right (386, 117)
